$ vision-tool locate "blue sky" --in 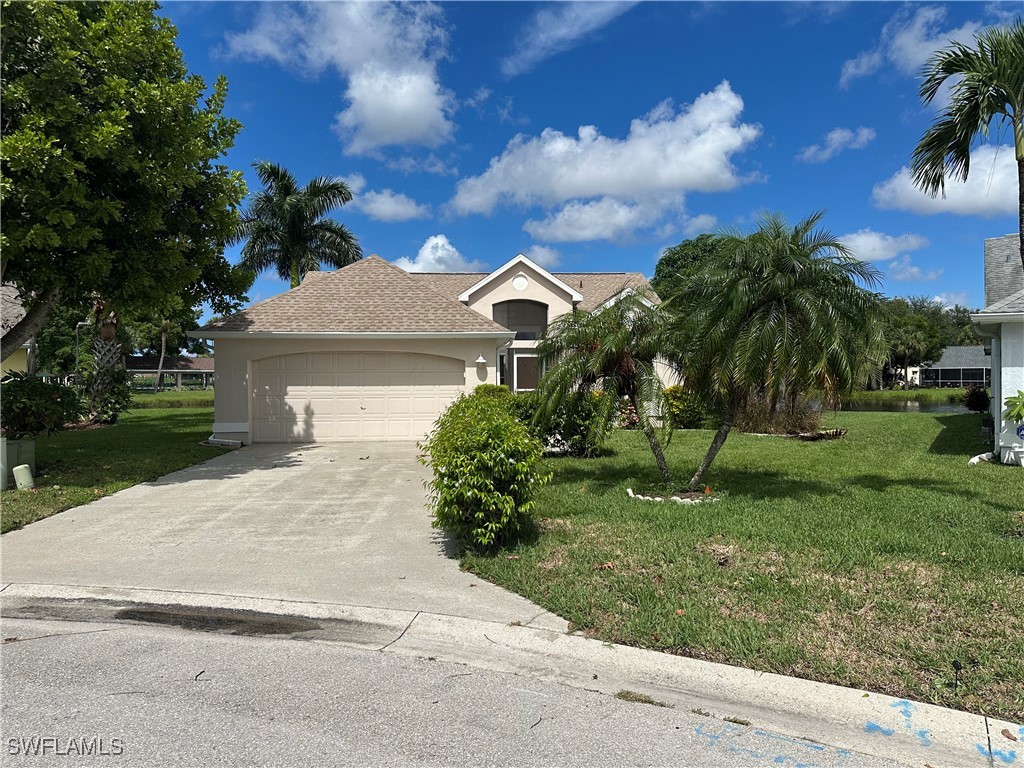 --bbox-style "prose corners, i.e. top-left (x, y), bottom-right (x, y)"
top-left (163, 1), bottom-right (1021, 313)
